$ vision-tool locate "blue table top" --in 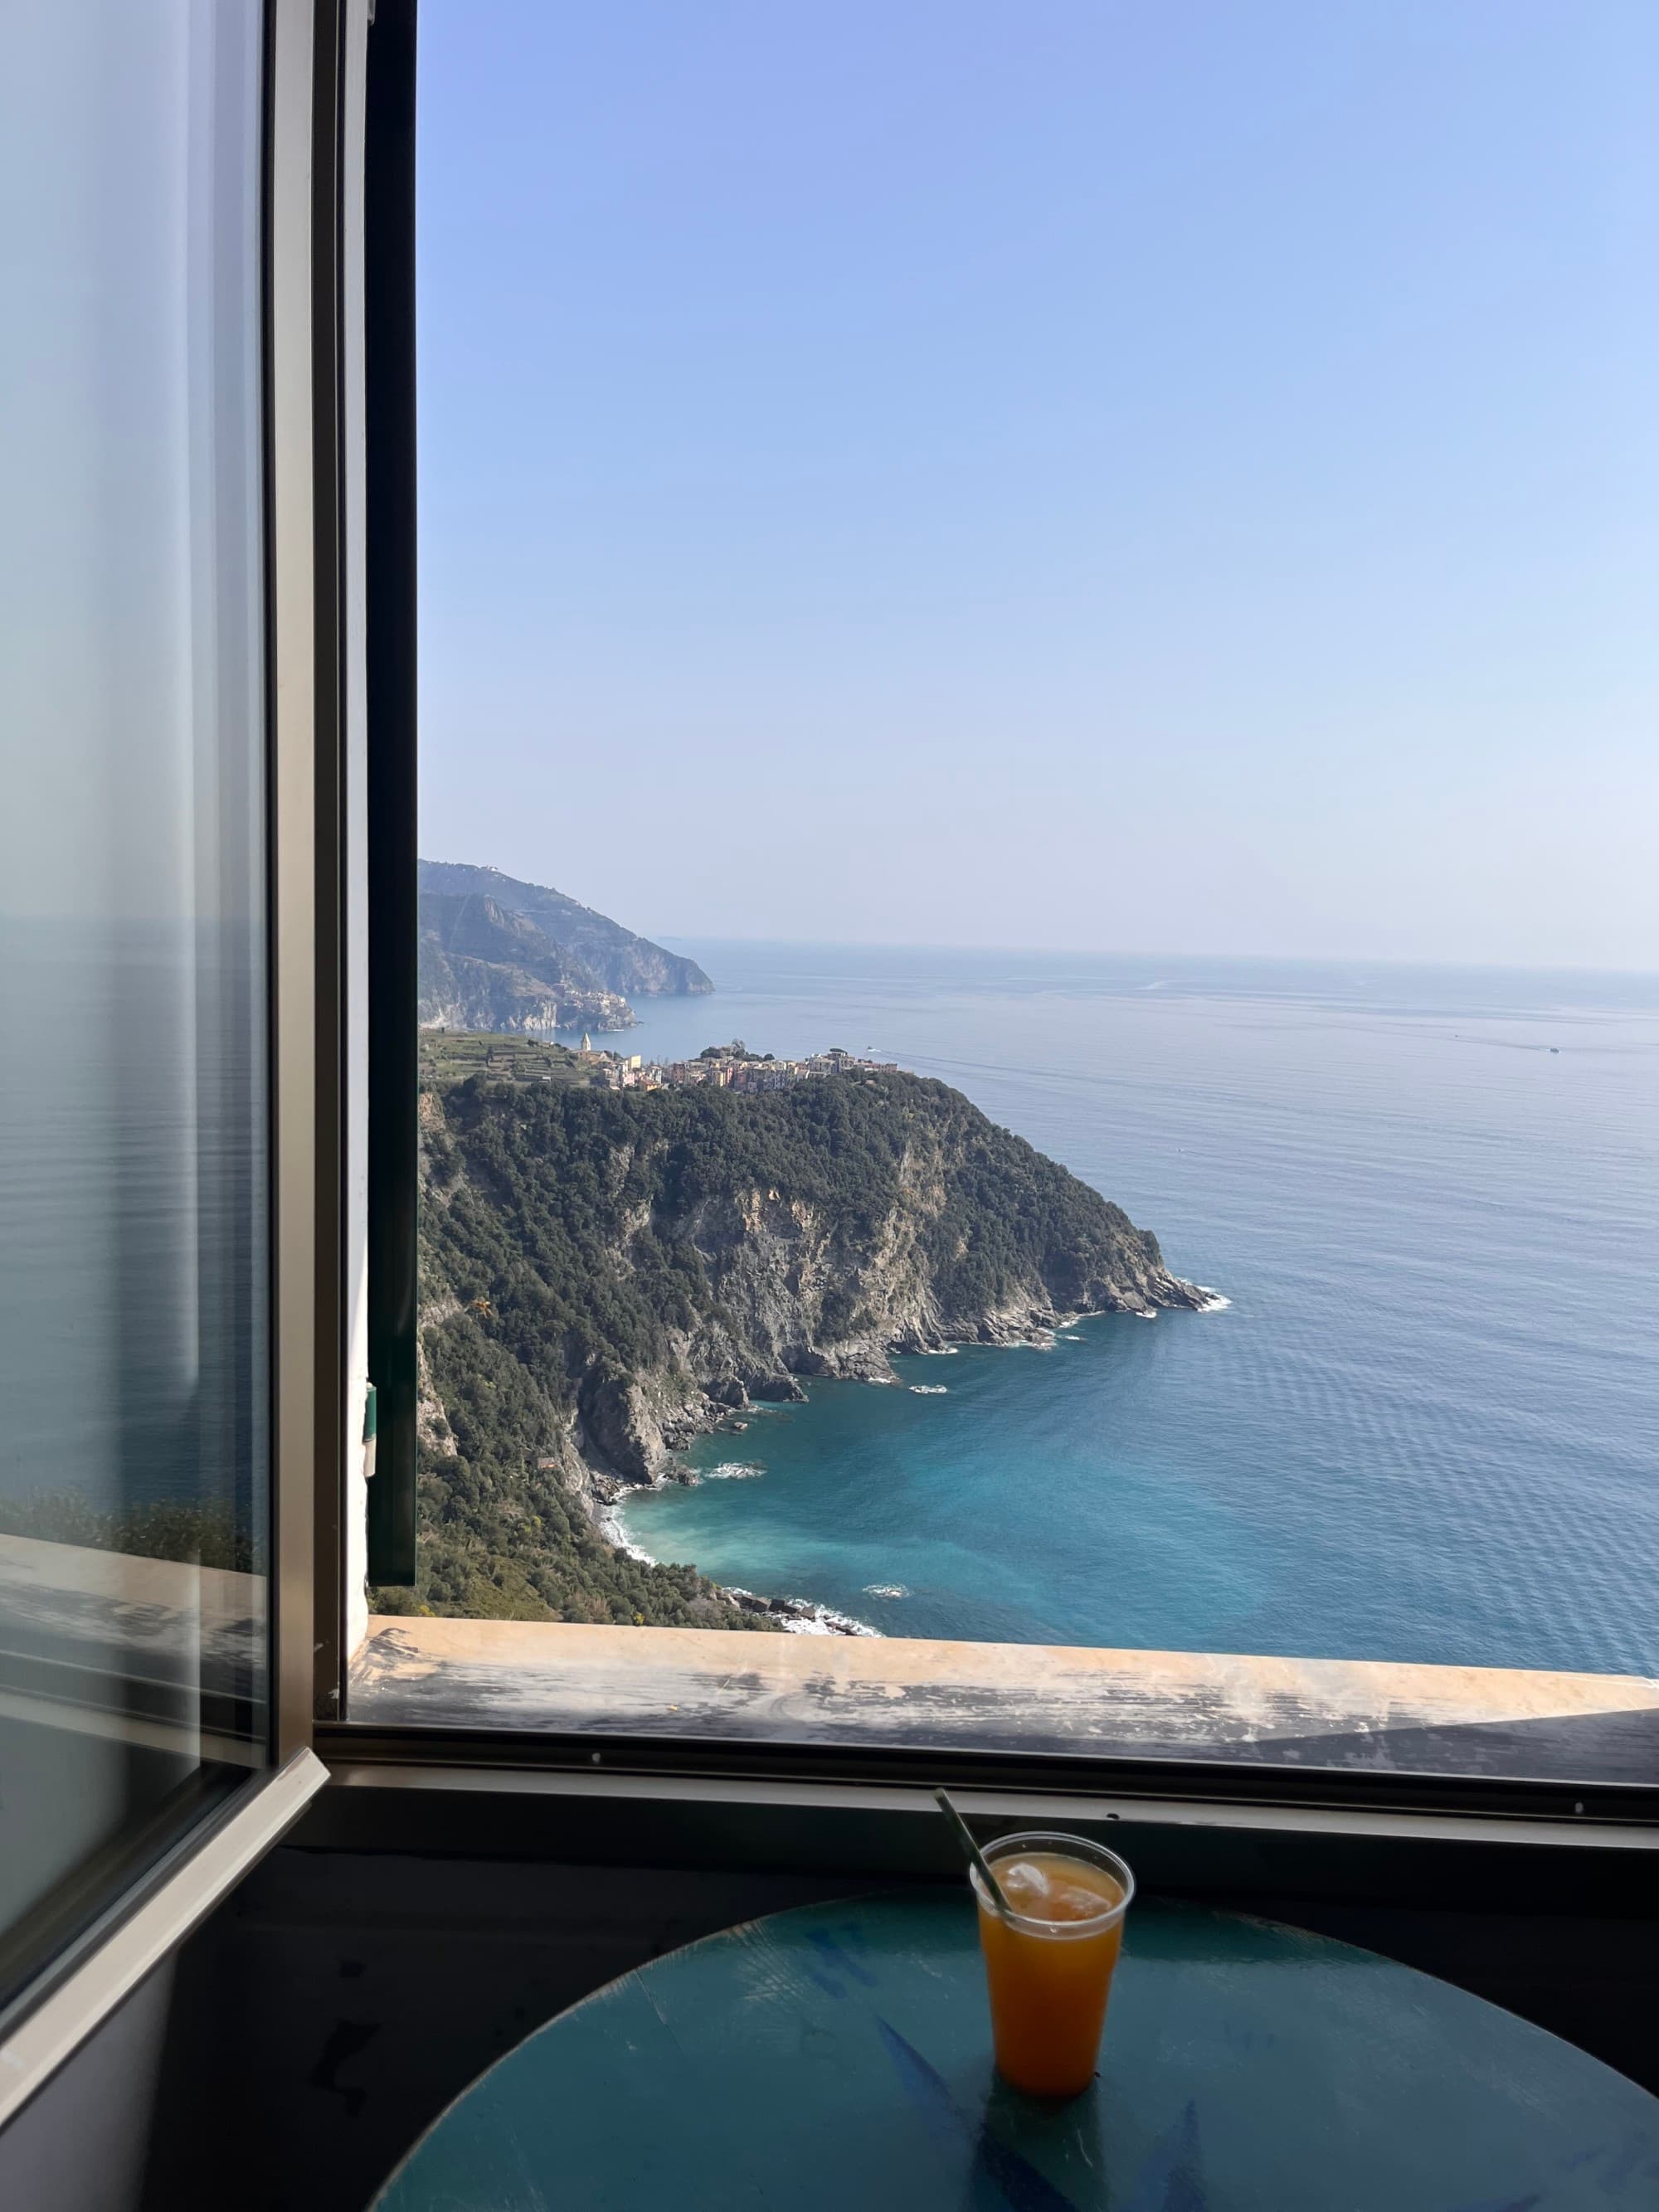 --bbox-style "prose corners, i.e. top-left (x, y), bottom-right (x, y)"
top-left (371, 1890), bottom-right (1659, 2211)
